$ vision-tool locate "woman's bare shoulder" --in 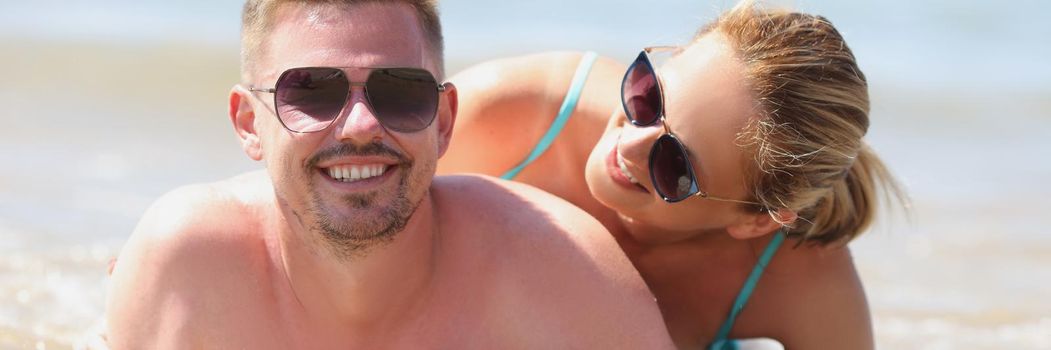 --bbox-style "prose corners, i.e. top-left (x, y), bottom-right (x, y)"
top-left (440, 52), bottom-right (612, 176)
top-left (750, 245), bottom-right (874, 350)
